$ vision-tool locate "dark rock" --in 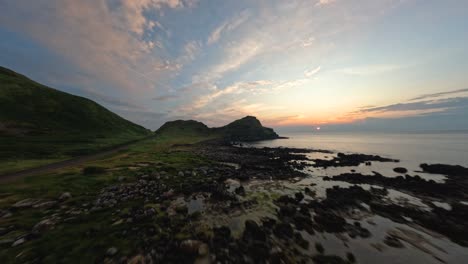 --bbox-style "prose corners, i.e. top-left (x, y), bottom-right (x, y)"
top-left (295, 192), bottom-right (305, 201)
top-left (234, 185), bottom-right (246, 196)
top-left (106, 247), bottom-right (118, 256)
top-left (314, 212), bottom-right (346, 233)
top-left (243, 220), bottom-right (266, 242)
top-left (59, 192), bottom-right (72, 201)
top-left (393, 167), bottom-right (408, 174)
top-left (315, 242), bottom-right (324, 254)
top-left (294, 232), bottom-right (309, 249)
top-left (346, 252), bottom-right (356, 263)
top-left (384, 235), bottom-right (404, 248)
top-left (273, 223), bottom-right (294, 239)
top-left (312, 254), bottom-right (348, 264)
